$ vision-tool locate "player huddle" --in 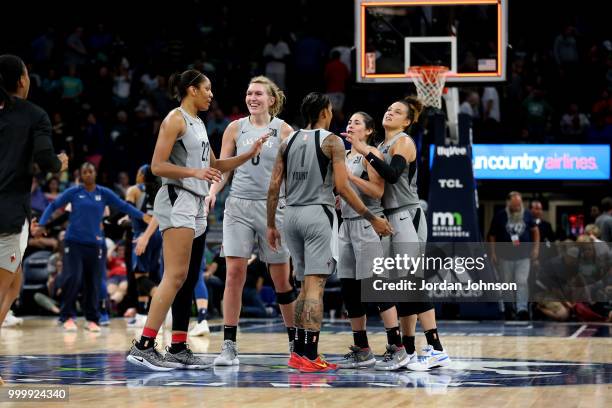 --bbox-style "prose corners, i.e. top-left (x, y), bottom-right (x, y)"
top-left (125, 69), bottom-right (451, 373)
